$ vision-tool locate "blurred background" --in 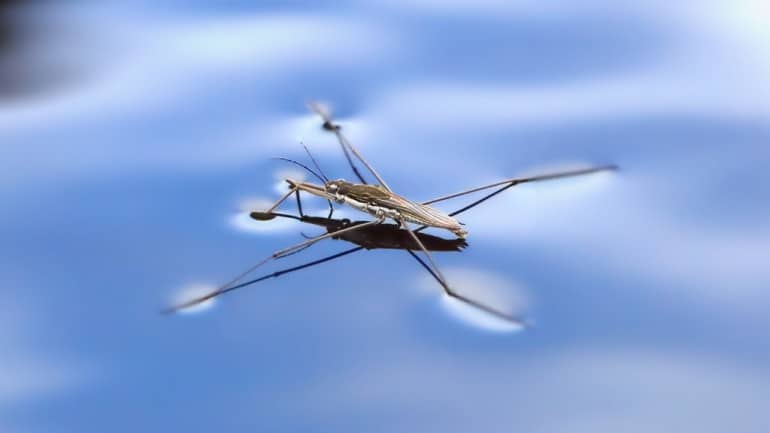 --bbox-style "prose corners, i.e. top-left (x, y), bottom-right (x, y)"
top-left (1, 1), bottom-right (769, 432)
